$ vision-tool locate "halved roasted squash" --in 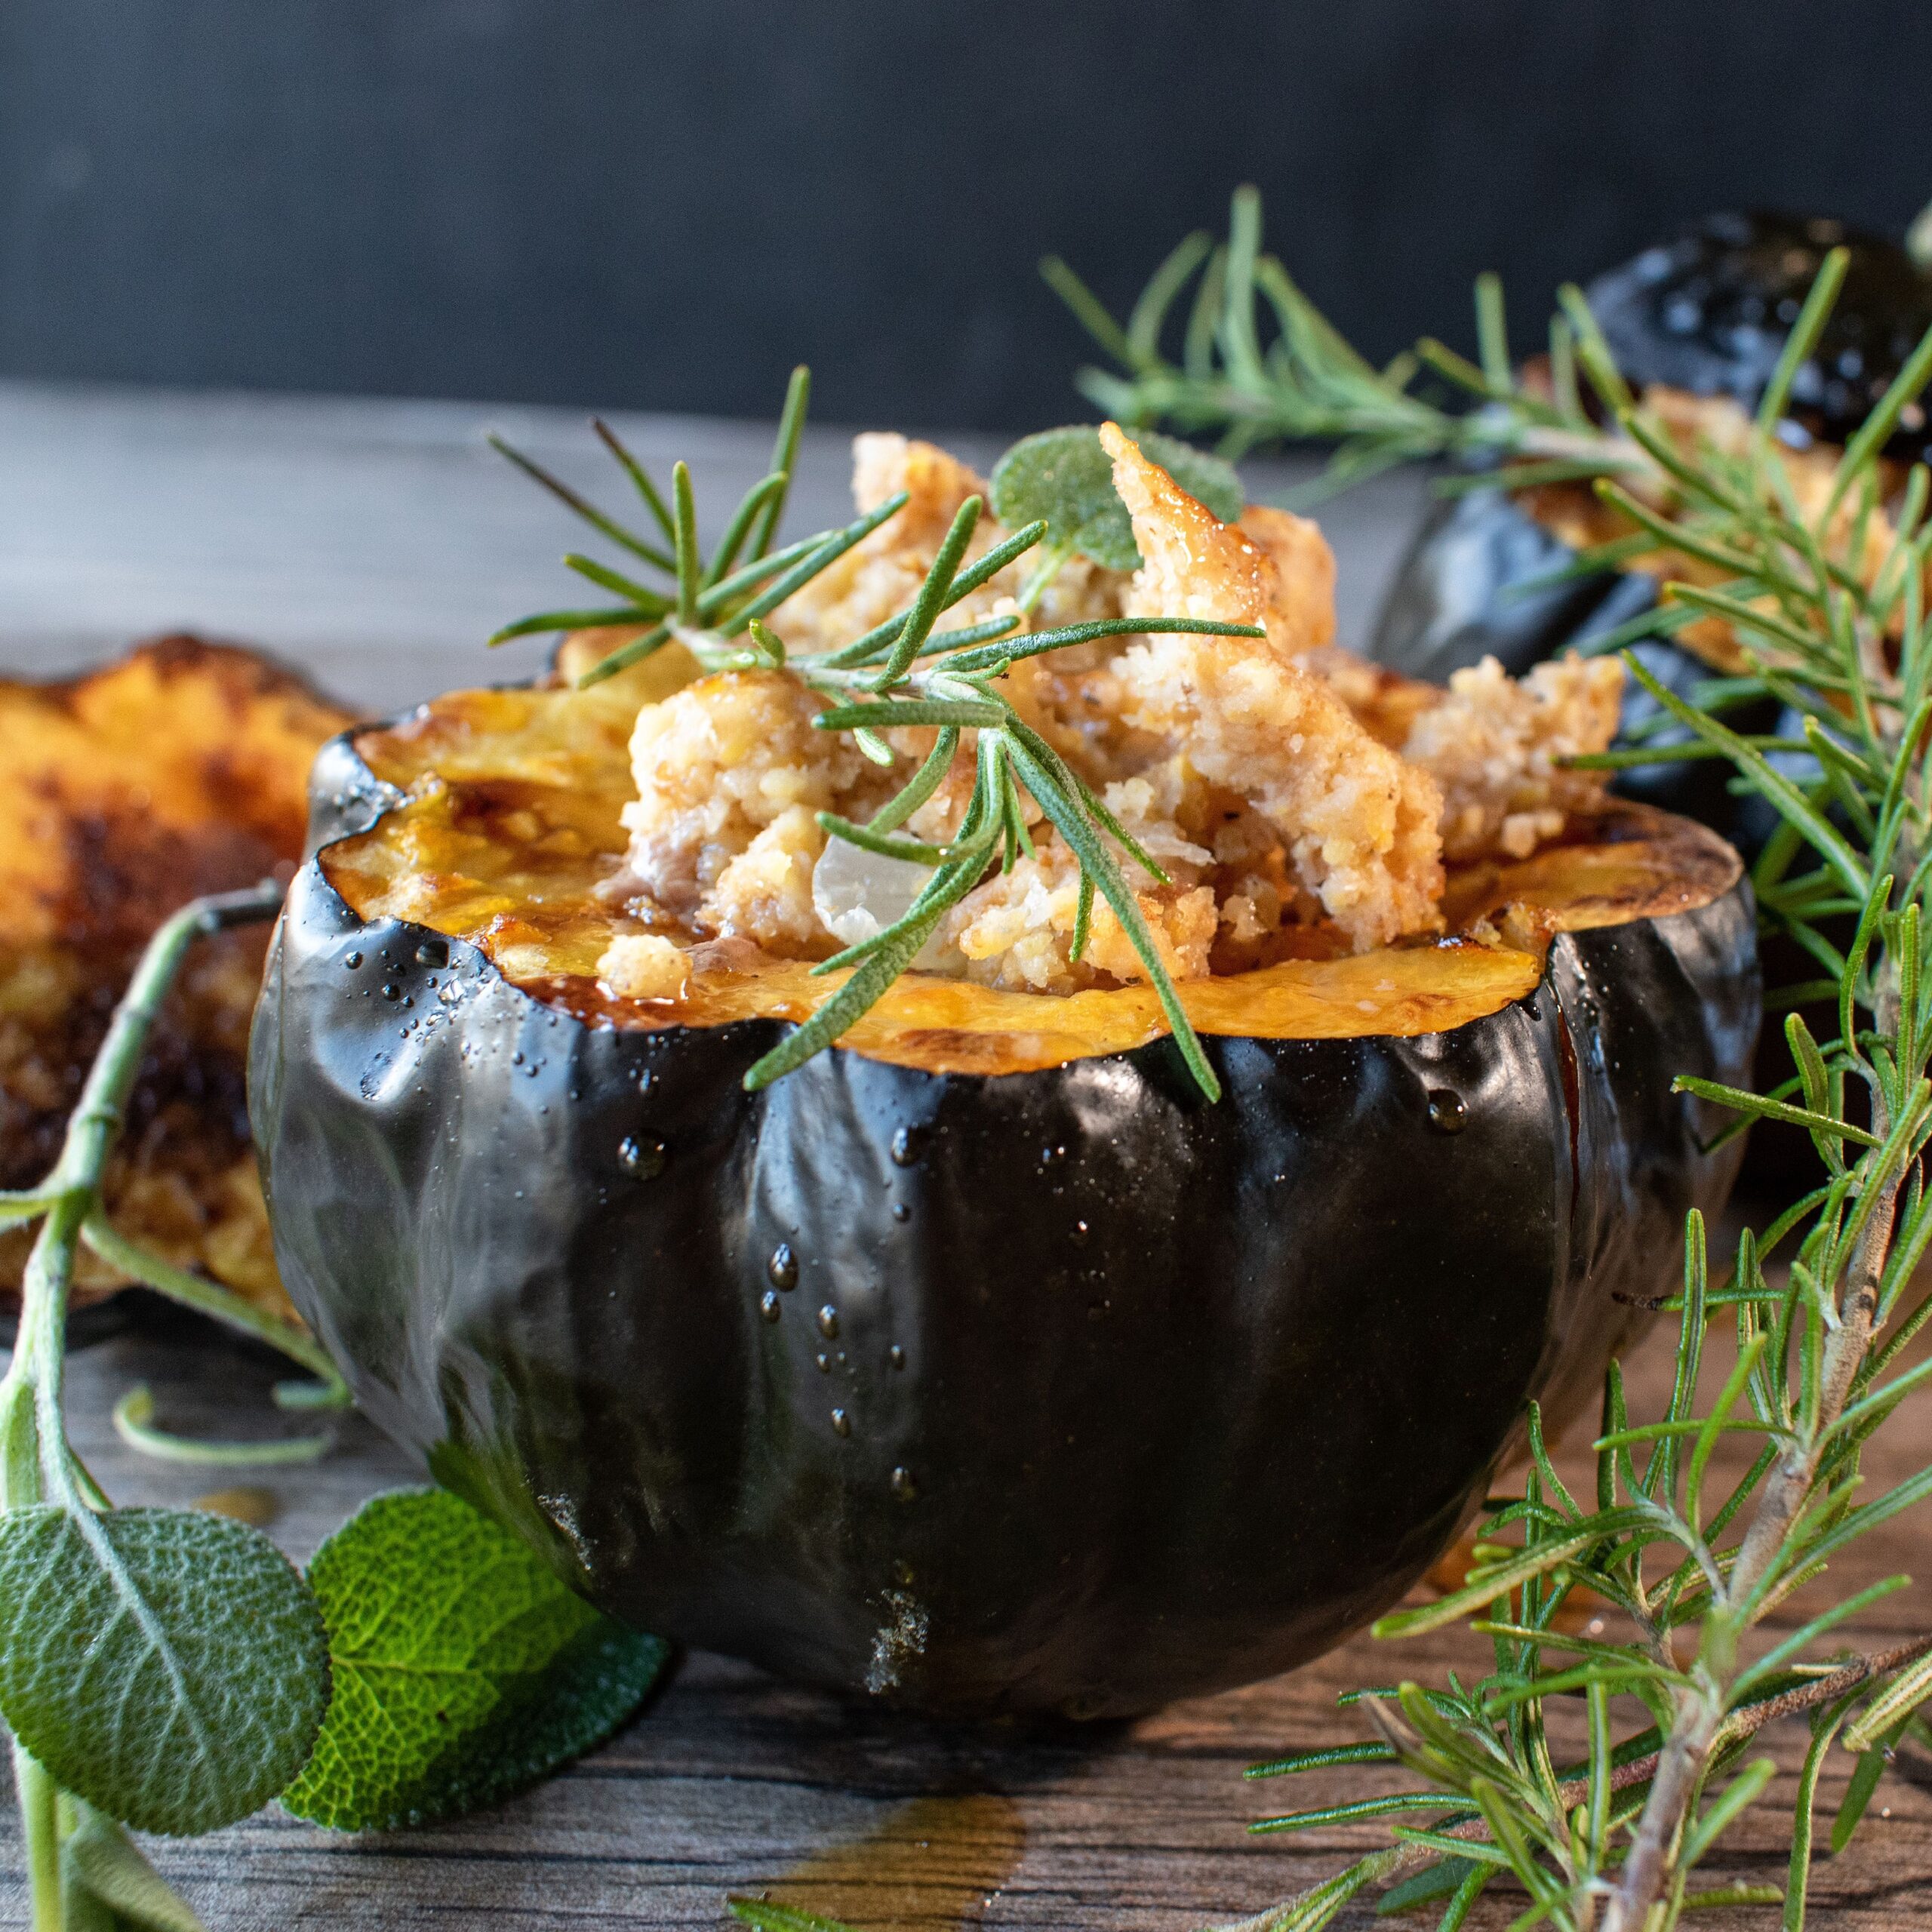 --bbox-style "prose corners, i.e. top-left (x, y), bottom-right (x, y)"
top-left (251, 661), bottom-right (1758, 1717)
top-left (2, 638), bottom-right (348, 1324)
